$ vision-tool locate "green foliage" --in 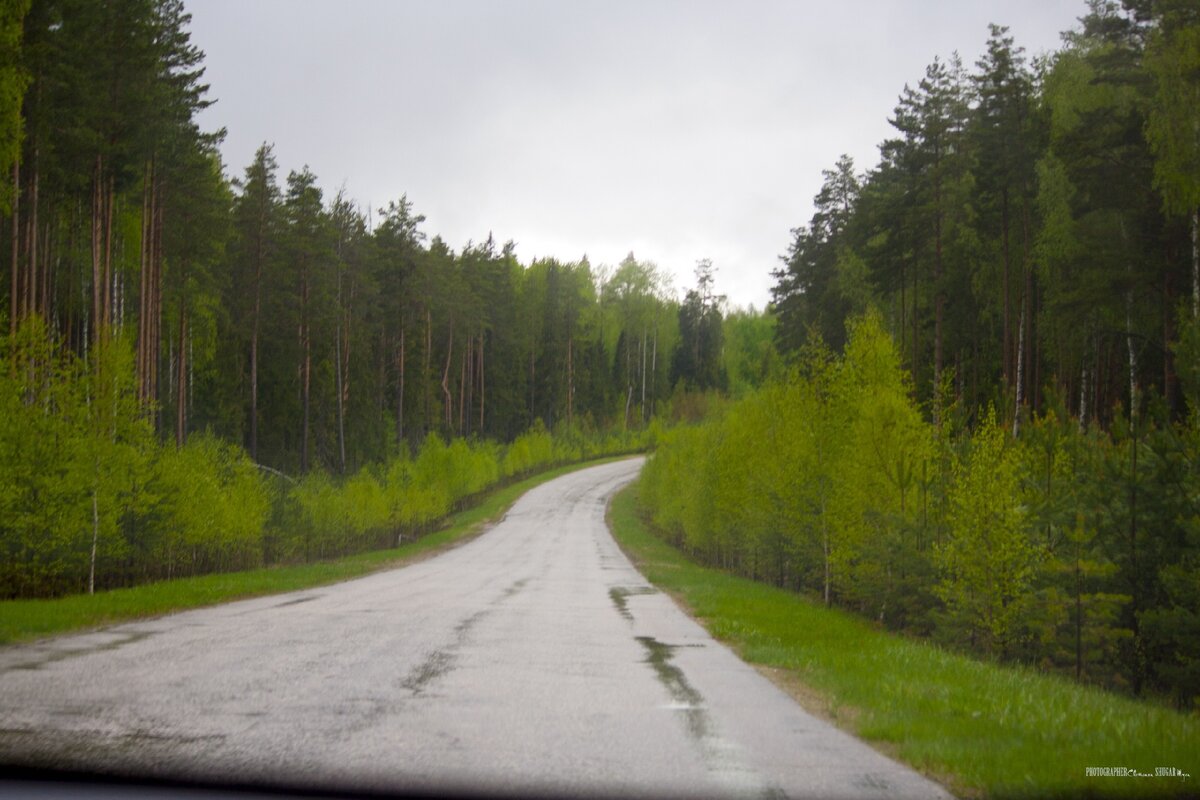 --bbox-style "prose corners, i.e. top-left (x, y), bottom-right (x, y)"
top-left (936, 408), bottom-right (1041, 657)
top-left (0, 315), bottom-right (652, 599)
top-left (0, 455), bottom-right (637, 645)
top-left (644, 312), bottom-right (935, 621)
top-left (1144, 1), bottom-right (1200, 217)
top-left (643, 312), bottom-right (1200, 708)
top-left (0, 0), bottom-right (29, 212)
top-left (611, 481), bottom-right (1200, 800)
top-left (772, 3), bottom-right (1197, 430)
